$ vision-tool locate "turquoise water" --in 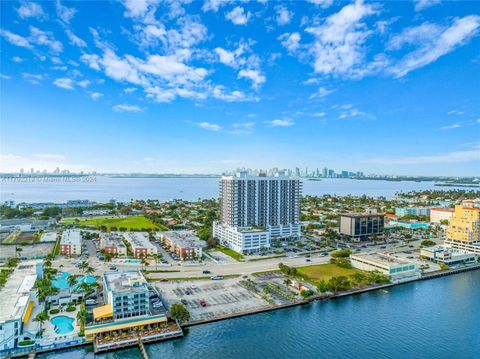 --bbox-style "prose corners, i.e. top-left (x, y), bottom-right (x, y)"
top-left (51, 272), bottom-right (97, 290)
top-left (50, 316), bottom-right (74, 334)
top-left (39, 270), bottom-right (480, 358)
top-left (51, 272), bottom-right (71, 289)
top-left (124, 259), bottom-right (141, 264)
